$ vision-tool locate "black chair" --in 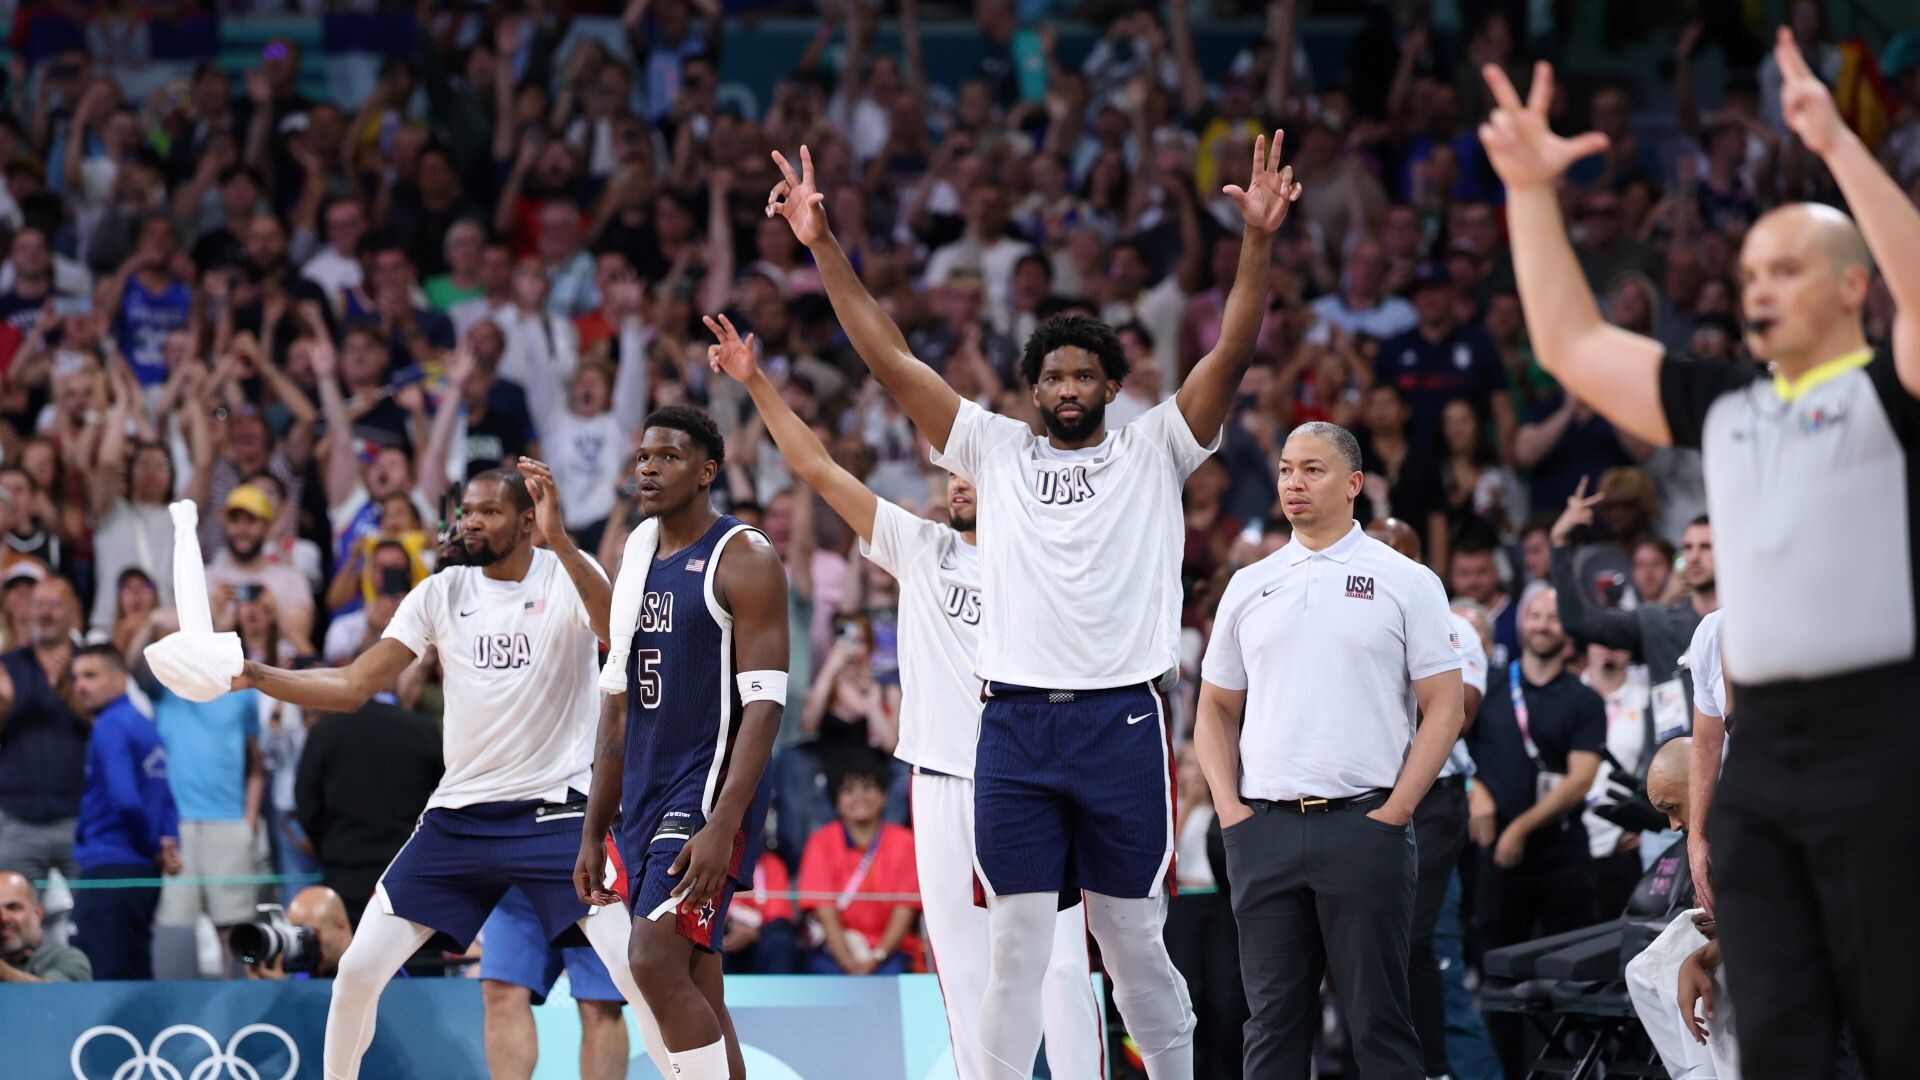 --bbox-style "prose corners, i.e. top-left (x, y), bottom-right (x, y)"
top-left (1478, 838), bottom-right (1694, 1079)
